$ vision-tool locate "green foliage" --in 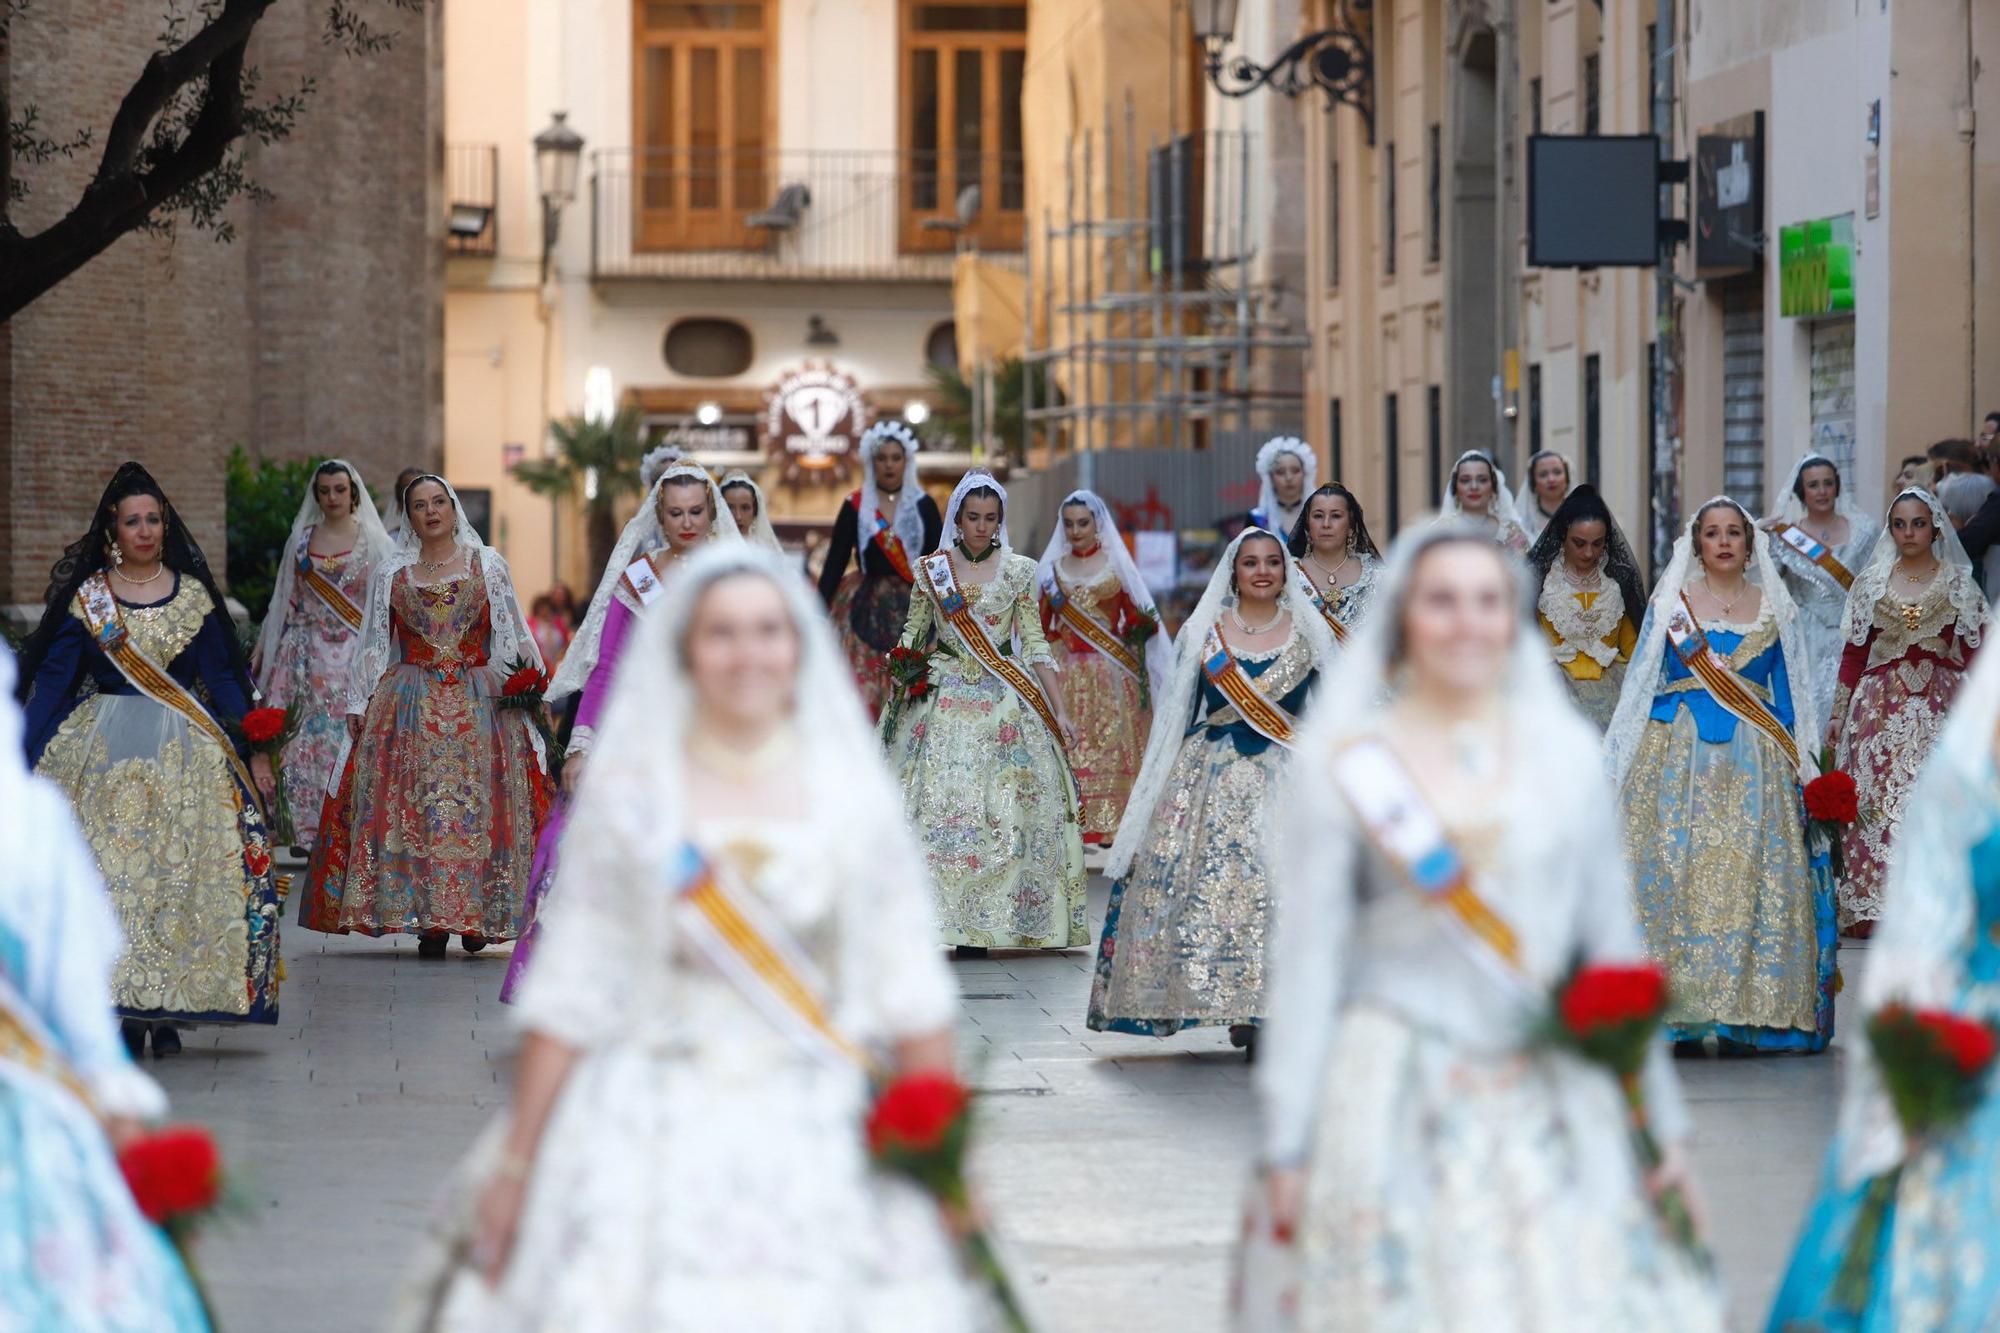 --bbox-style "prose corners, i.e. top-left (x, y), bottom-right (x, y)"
top-left (922, 357), bottom-right (1048, 462)
top-left (224, 447), bottom-right (379, 624)
top-left (512, 407), bottom-right (648, 577)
